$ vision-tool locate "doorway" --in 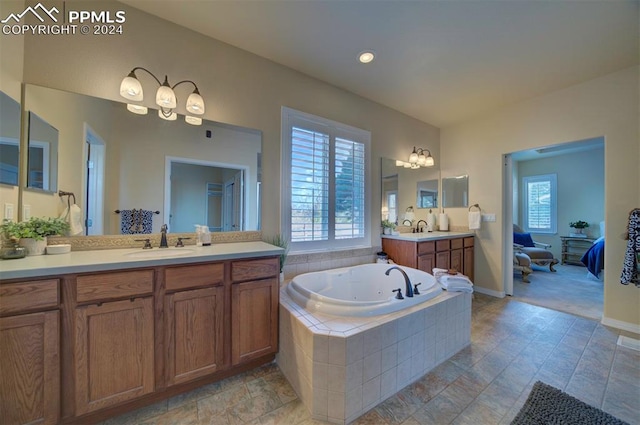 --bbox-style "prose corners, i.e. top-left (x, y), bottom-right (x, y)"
top-left (503, 137), bottom-right (605, 319)
top-left (84, 123), bottom-right (106, 235)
